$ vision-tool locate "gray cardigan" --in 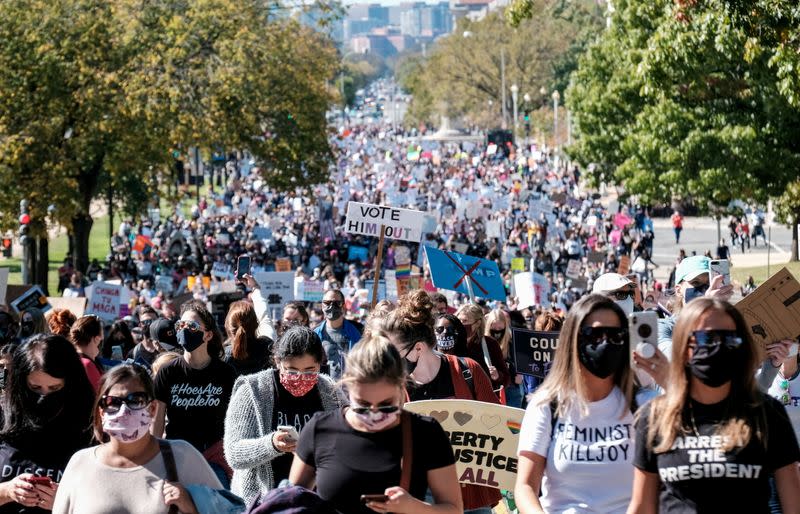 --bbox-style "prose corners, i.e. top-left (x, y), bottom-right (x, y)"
top-left (223, 368), bottom-right (342, 504)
